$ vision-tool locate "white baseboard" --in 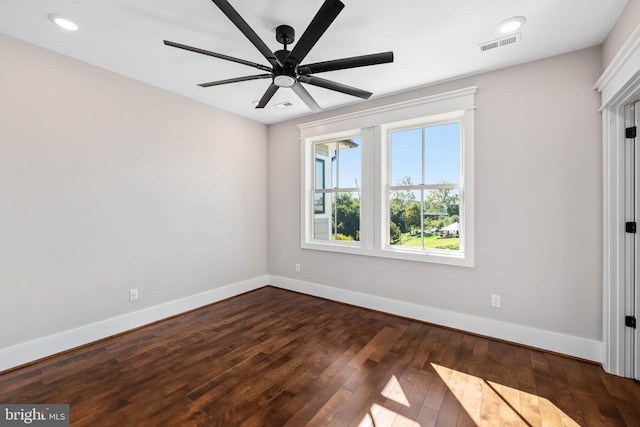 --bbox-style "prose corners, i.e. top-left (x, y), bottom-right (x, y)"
top-left (269, 275), bottom-right (603, 363)
top-left (0, 276), bottom-right (267, 373)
